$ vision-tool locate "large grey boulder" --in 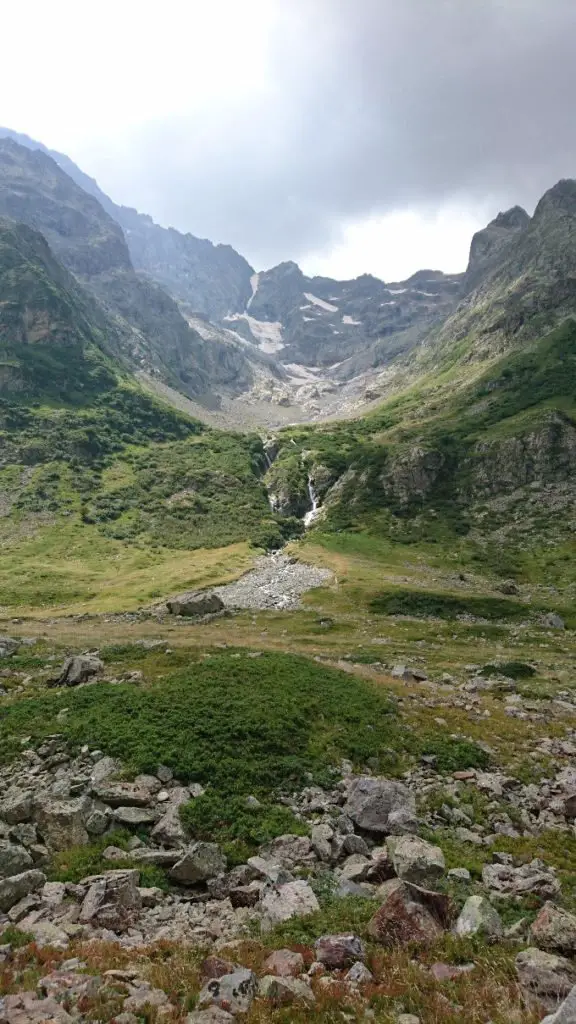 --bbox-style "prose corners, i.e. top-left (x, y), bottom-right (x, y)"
top-left (455, 895), bottom-right (503, 941)
top-left (0, 840), bottom-right (33, 879)
top-left (344, 777), bottom-right (417, 834)
top-left (482, 859), bottom-right (560, 900)
top-left (386, 835), bottom-right (445, 886)
top-left (167, 592), bottom-right (224, 617)
top-left (53, 654), bottom-right (103, 687)
top-left (91, 780), bottom-right (156, 807)
top-left (169, 842), bottom-right (226, 884)
top-left (516, 948), bottom-right (576, 1009)
top-left (79, 869), bottom-right (142, 933)
top-left (112, 806), bottom-right (157, 827)
top-left (259, 880), bottom-right (320, 931)
top-left (0, 869), bottom-right (46, 912)
top-left (34, 795), bottom-right (90, 852)
top-left (197, 969), bottom-right (257, 1015)
top-left (531, 903), bottom-right (576, 955)
top-left (258, 975), bottom-right (315, 1005)
top-left (0, 789), bottom-right (33, 824)
top-left (151, 787), bottom-right (189, 848)
top-left (542, 985), bottom-right (576, 1023)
